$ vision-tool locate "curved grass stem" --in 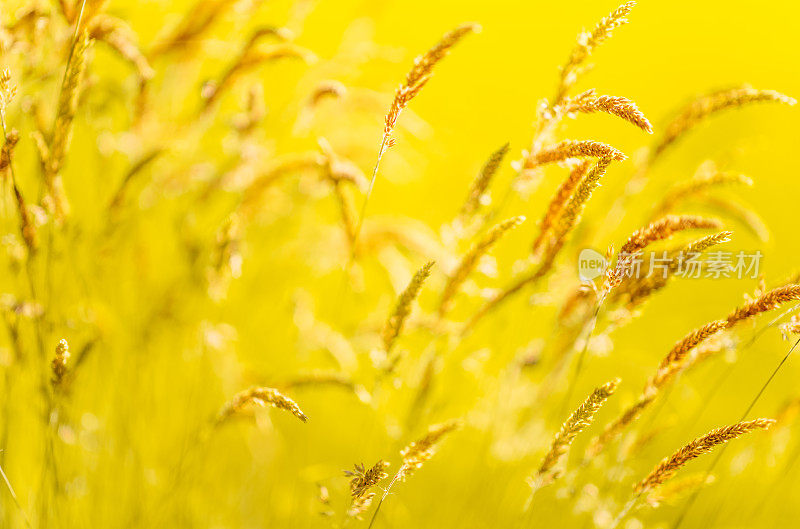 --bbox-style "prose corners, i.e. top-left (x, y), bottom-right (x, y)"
top-left (670, 336), bottom-right (800, 529)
